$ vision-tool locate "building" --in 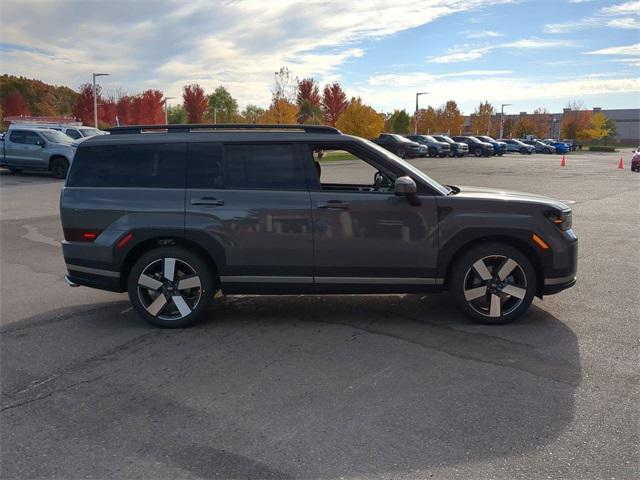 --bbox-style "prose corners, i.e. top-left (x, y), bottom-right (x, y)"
top-left (464, 108), bottom-right (639, 144)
